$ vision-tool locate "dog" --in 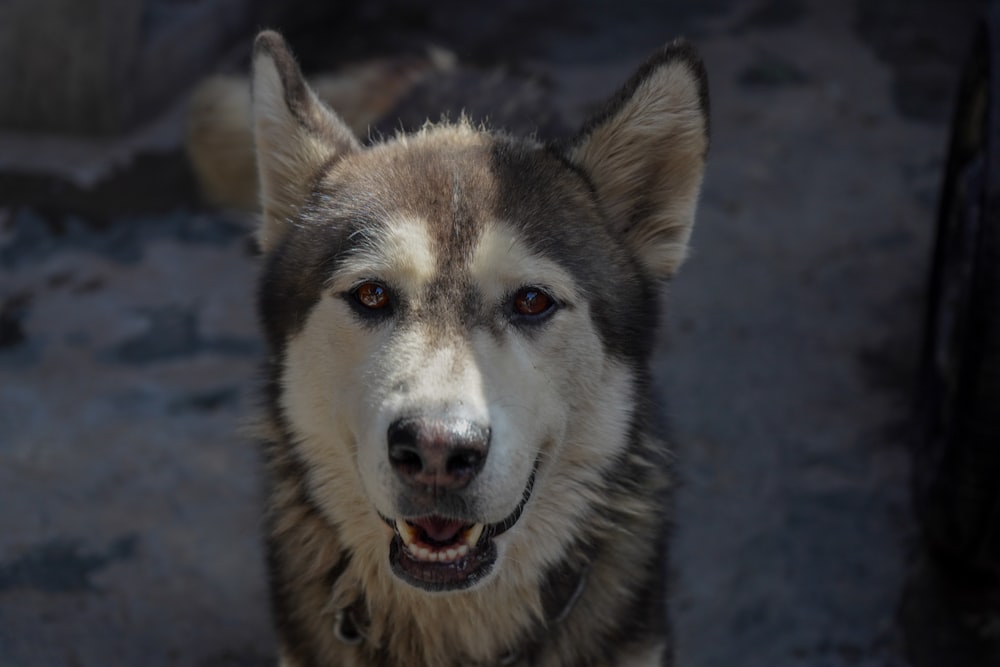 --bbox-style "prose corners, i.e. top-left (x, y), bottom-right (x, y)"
top-left (247, 29), bottom-right (708, 667)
